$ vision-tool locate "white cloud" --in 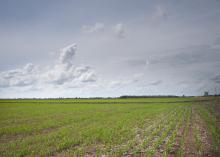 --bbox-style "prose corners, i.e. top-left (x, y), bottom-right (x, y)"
top-left (23, 63), bottom-right (35, 73)
top-left (74, 66), bottom-right (96, 82)
top-left (42, 43), bottom-right (97, 86)
top-left (0, 43), bottom-right (97, 89)
top-left (82, 22), bottom-right (105, 34)
top-left (81, 22), bottom-right (126, 39)
top-left (114, 23), bottom-right (126, 38)
top-left (58, 43), bottom-right (77, 65)
top-left (0, 63), bottom-right (40, 87)
top-left (0, 42), bottom-right (147, 97)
